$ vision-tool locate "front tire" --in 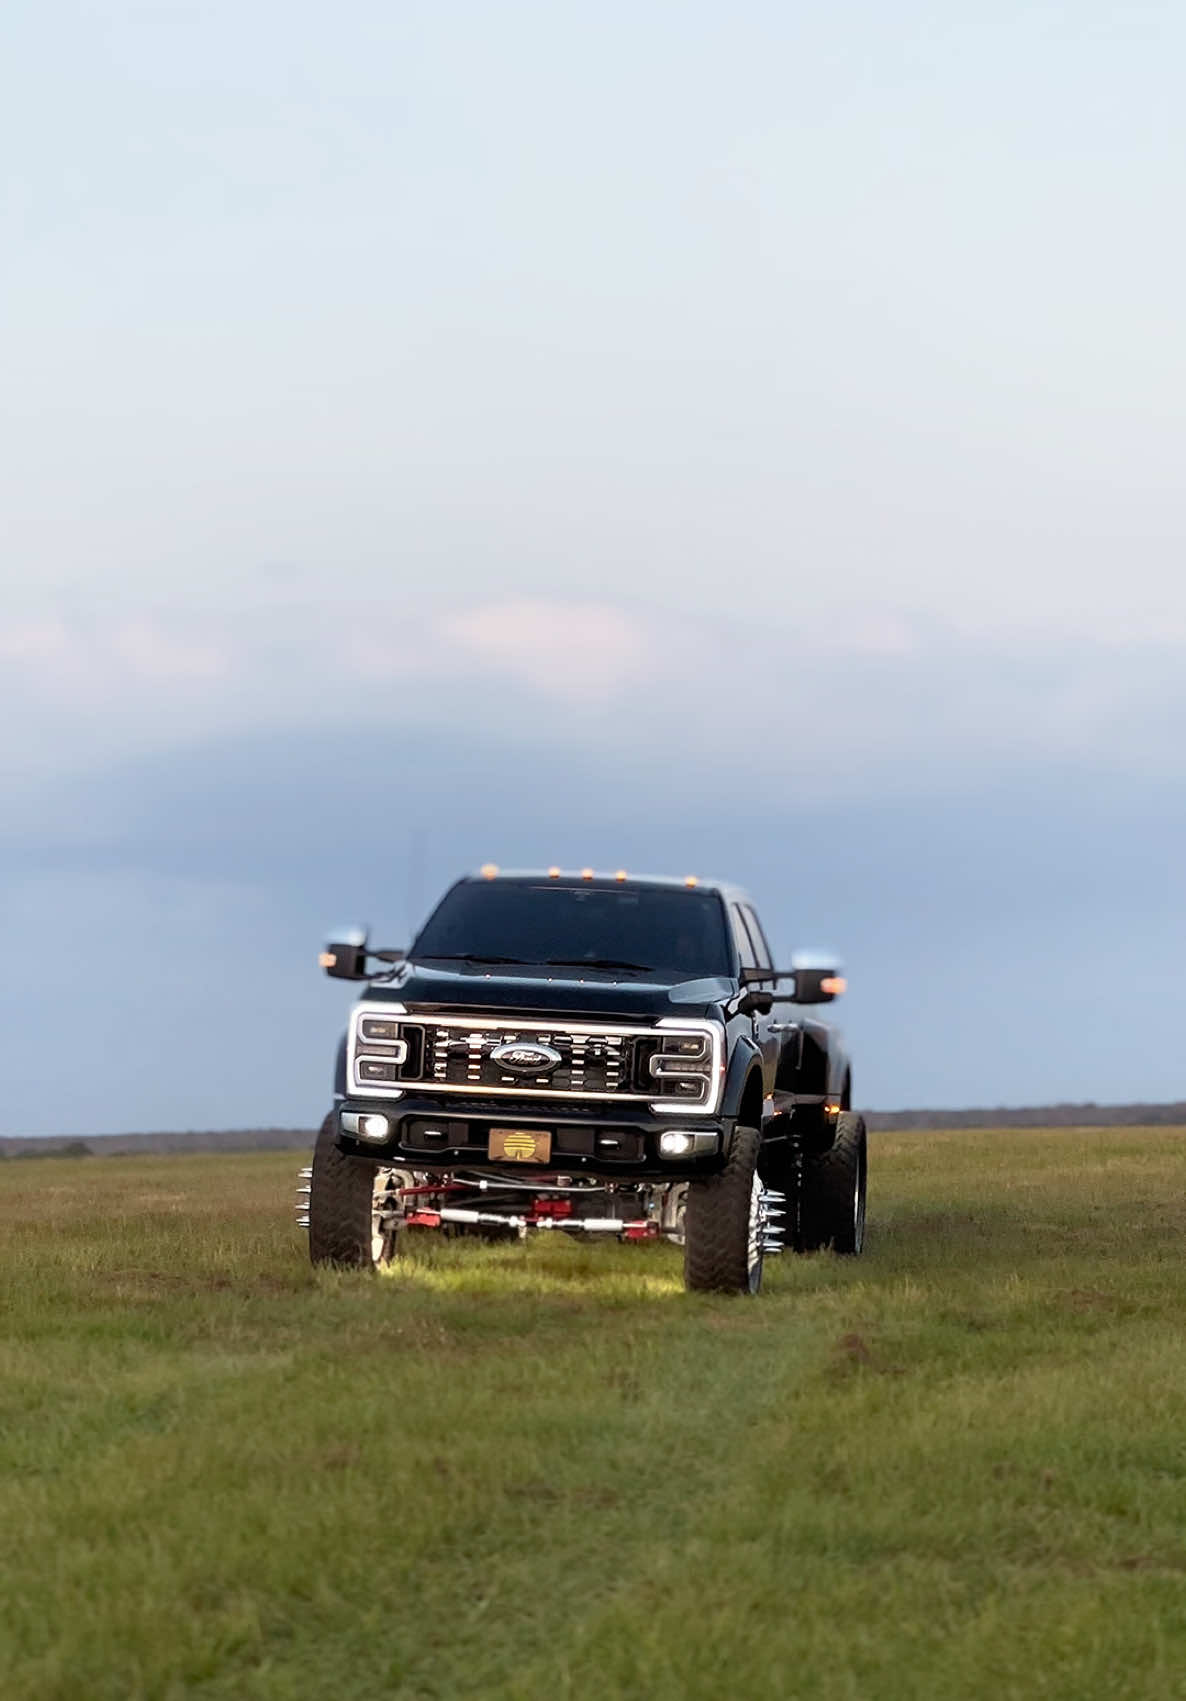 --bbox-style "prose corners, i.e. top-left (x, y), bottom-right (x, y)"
top-left (796, 1111), bottom-right (867, 1255)
top-left (684, 1127), bottom-right (768, 1294)
top-left (307, 1114), bottom-right (405, 1270)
